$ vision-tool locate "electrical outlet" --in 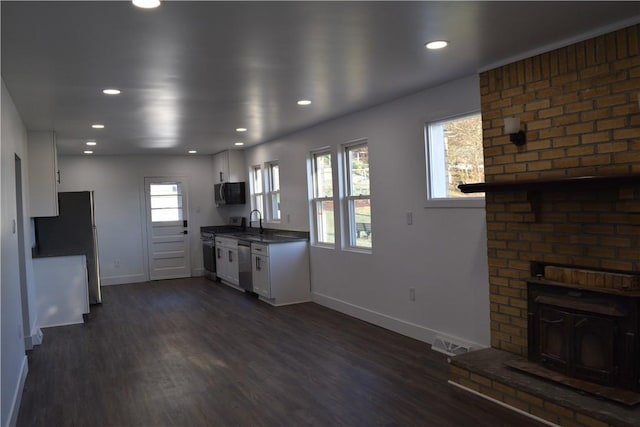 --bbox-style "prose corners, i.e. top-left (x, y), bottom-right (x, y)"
top-left (409, 287), bottom-right (416, 301)
top-left (287, 213), bottom-right (291, 223)
top-left (114, 259), bottom-right (121, 268)
top-left (406, 211), bottom-right (413, 225)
